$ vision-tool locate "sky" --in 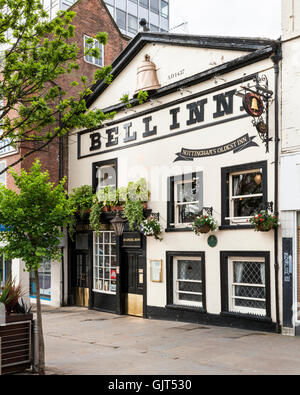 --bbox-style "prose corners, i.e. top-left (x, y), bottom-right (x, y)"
top-left (169, 0), bottom-right (281, 39)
